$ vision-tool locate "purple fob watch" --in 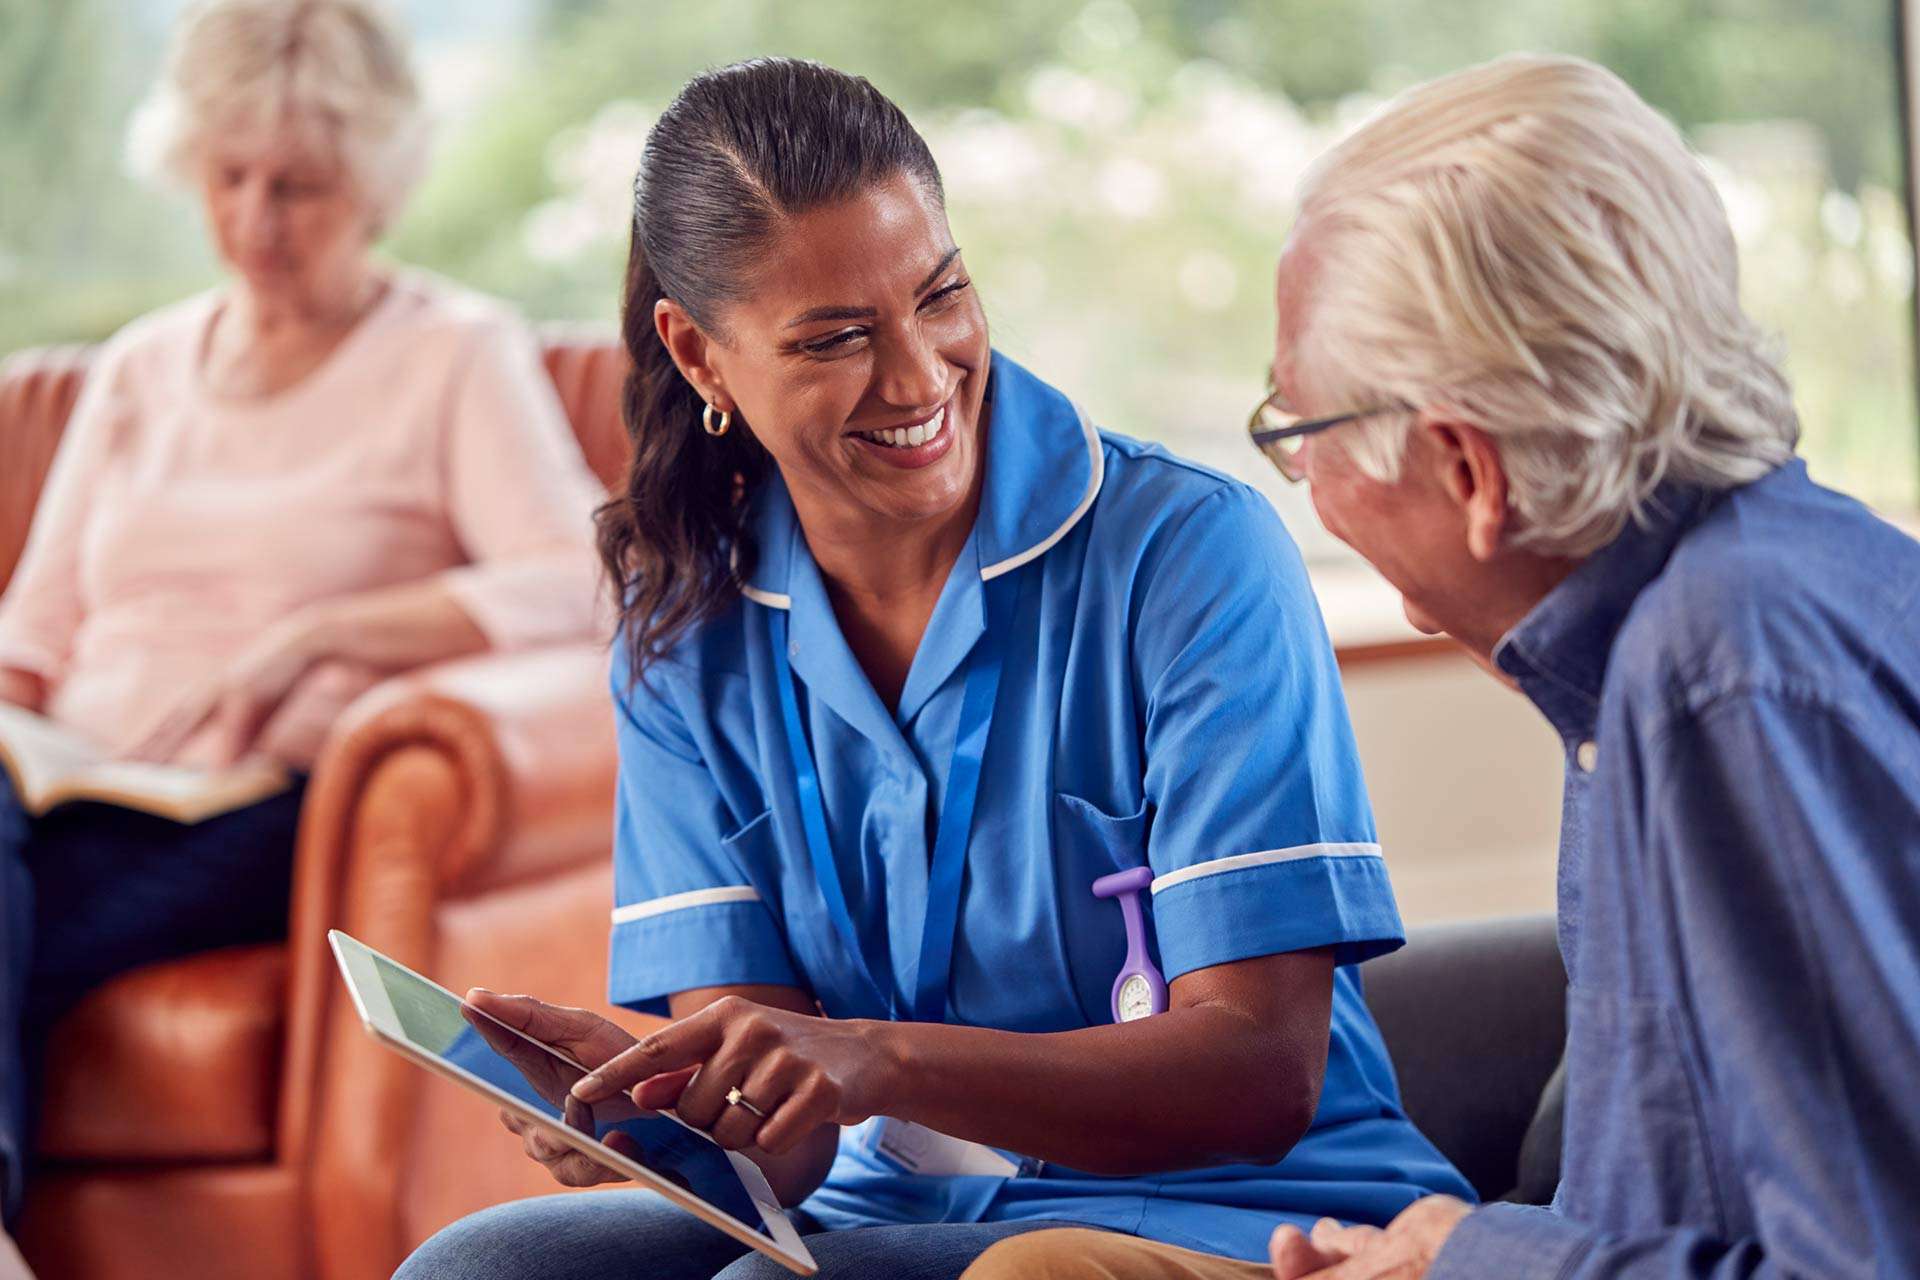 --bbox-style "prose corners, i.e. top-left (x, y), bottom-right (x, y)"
top-left (1091, 866), bottom-right (1168, 1022)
